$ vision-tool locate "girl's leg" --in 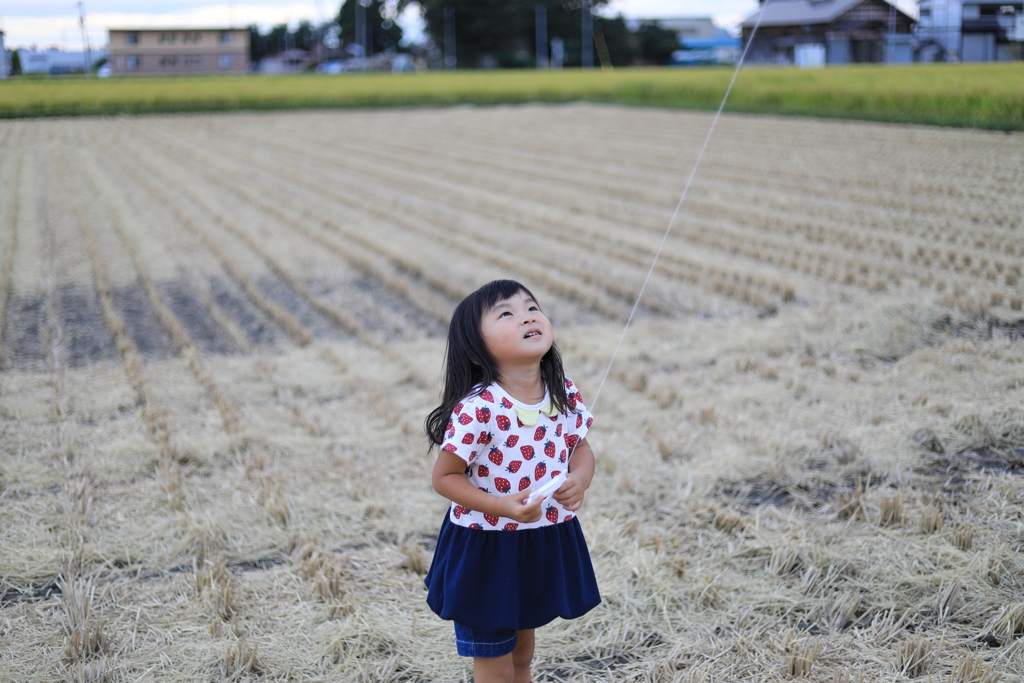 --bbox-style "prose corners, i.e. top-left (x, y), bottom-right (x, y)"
top-left (511, 629), bottom-right (535, 683)
top-left (473, 654), bottom-right (514, 683)
top-left (472, 631), bottom-right (533, 683)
